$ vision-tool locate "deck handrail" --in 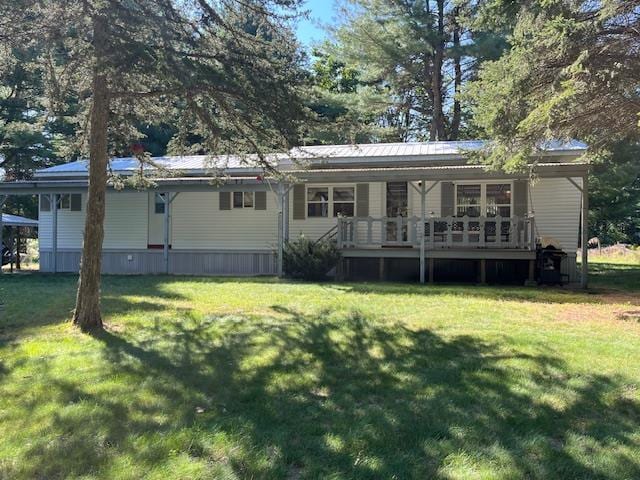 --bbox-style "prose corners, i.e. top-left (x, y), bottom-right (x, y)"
top-left (337, 215), bottom-right (536, 250)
